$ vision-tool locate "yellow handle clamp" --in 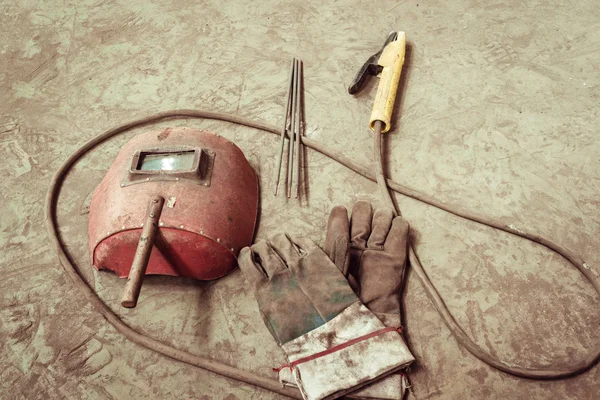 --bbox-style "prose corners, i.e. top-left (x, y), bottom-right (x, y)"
top-left (348, 32), bottom-right (407, 133)
top-left (370, 32), bottom-right (406, 133)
